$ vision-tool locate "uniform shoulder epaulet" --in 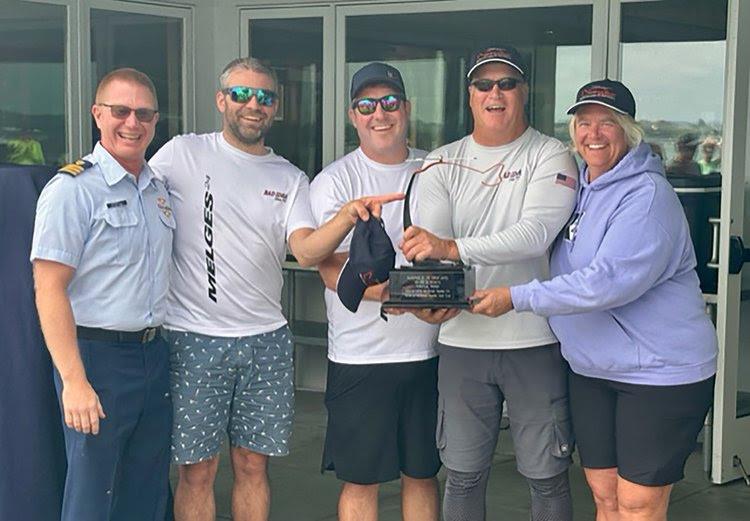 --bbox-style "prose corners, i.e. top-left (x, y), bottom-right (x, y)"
top-left (57, 159), bottom-right (93, 177)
